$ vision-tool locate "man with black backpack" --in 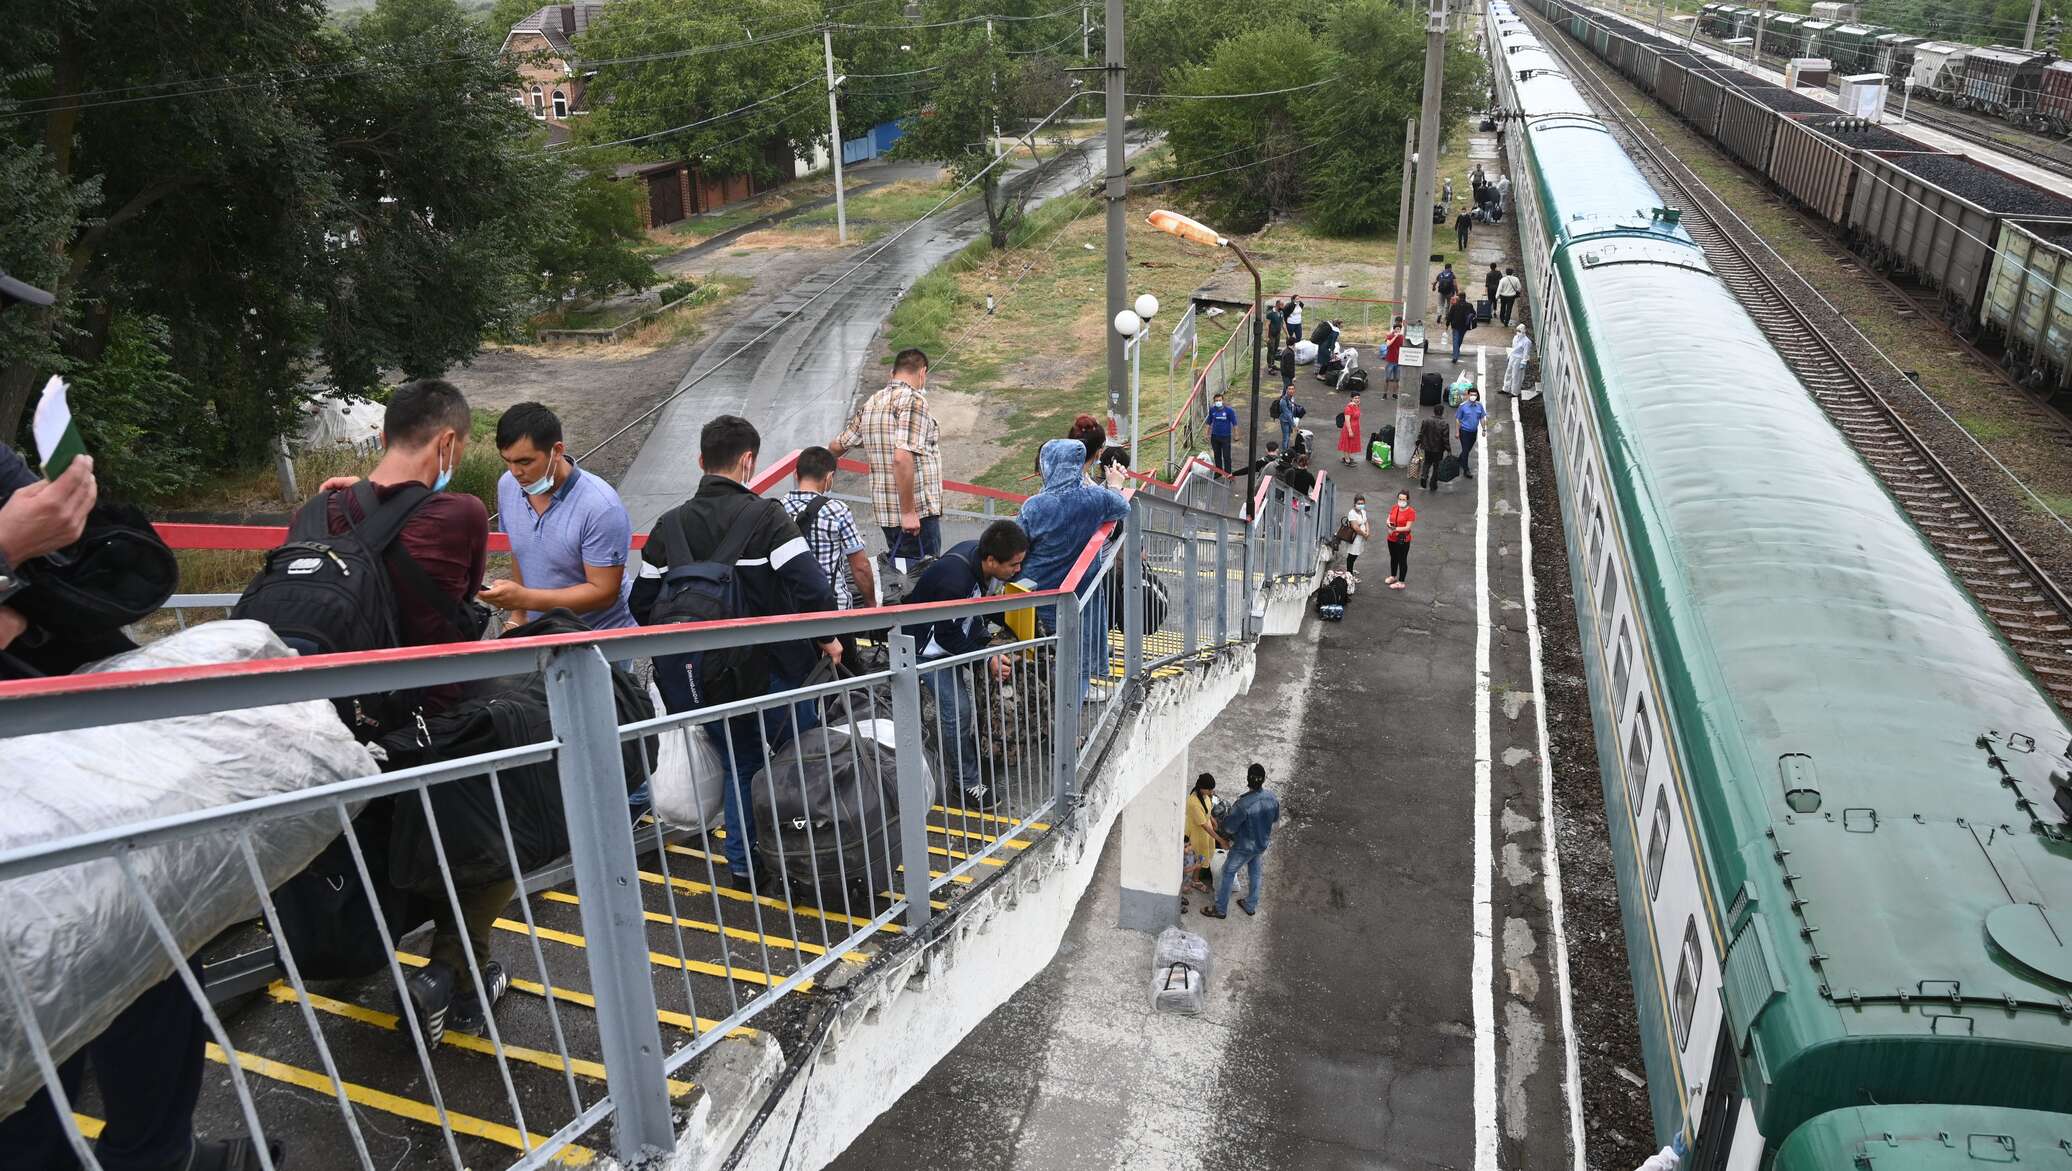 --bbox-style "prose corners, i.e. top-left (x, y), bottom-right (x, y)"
top-left (638, 415), bottom-right (842, 886)
top-left (784, 446), bottom-right (875, 610)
